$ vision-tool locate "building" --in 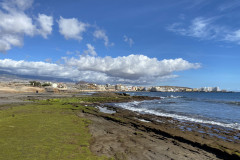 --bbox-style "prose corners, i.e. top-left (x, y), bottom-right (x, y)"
top-left (105, 84), bottom-right (115, 91)
top-left (212, 87), bottom-right (220, 92)
top-left (52, 83), bottom-right (58, 88)
top-left (115, 84), bottom-right (122, 91)
top-left (96, 85), bottom-right (106, 91)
